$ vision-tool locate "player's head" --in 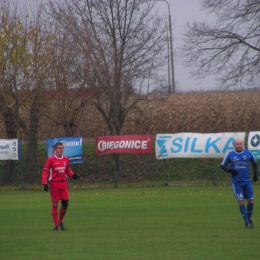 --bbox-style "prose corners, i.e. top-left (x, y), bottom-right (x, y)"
top-left (54, 142), bottom-right (64, 157)
top-left (234, 139), bottom-right (243, 152)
